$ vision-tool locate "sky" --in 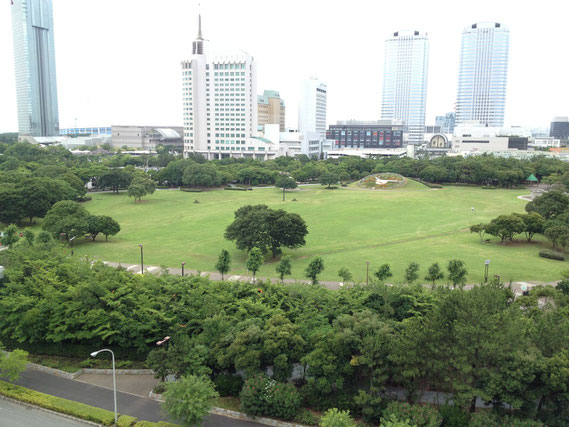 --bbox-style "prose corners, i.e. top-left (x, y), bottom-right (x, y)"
top-left (0, 0), bottom-right (567, 133)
